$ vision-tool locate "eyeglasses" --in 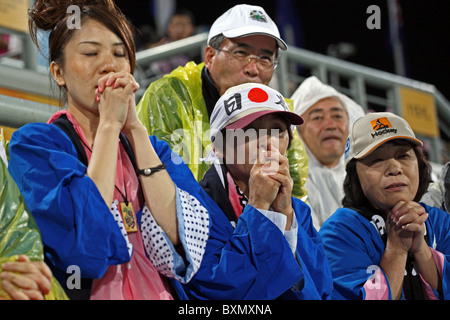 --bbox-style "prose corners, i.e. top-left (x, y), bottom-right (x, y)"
top-left (214, 47), bottom-right (278, 70)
